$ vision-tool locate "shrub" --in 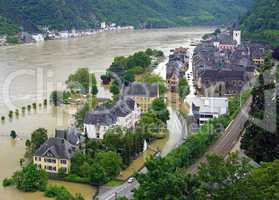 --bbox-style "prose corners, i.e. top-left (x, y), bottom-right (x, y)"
top-left (10, 130), bottom-right (17, 139)
top-left (2, 178), bottom-right (15, 187)
top-left (44, 185), bottom-right (85, 200)
top-left (64, 174), bottom-right (90, 184)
